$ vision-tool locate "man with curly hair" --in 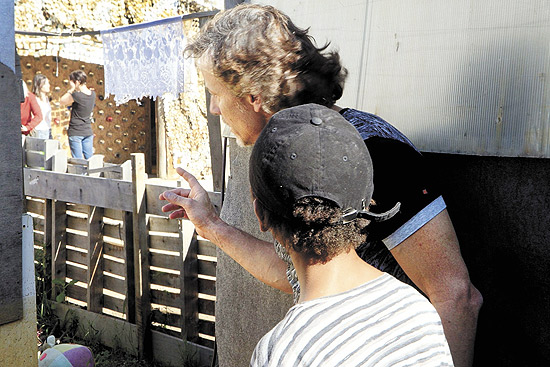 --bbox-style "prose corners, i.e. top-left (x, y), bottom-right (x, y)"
top-left (160, 4), bottom-right (481, 366)
top-left (247, 103), bottom-right (453, 366)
